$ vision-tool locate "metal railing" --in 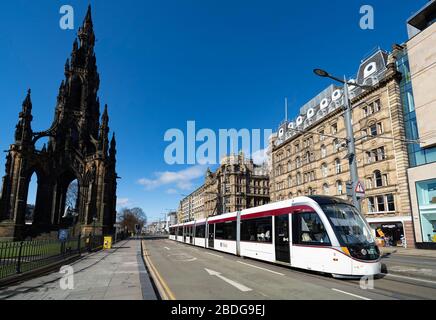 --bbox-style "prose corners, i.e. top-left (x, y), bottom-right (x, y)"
top-left (0, 235), bottom-right (103, 281)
